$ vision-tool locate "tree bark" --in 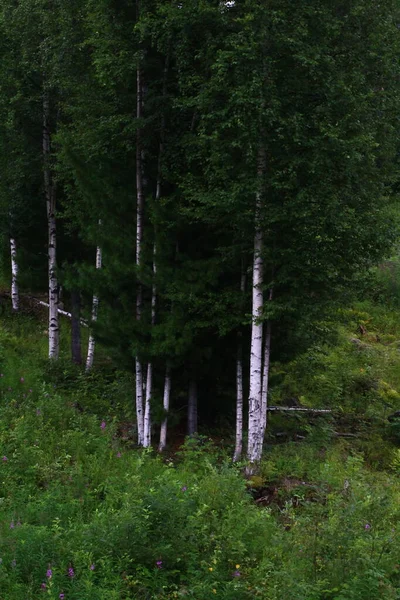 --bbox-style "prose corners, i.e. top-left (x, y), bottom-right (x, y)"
top-left (233, 267), bottom-right (246, 462)
top-left (70, 289), bottom-right (82, 365)
top-left (159, 366), bottom-right (171, 452)
top-left (187, 379), bottom-right (198, 436)
top-left (135, 55), bottom-right (145, 446)
top-left (261, 319), bottom-right (271, 436)
top-left (10, 237), bottom-right (19, 312)
top-left (86, 233), bottom-right (102, 371)
top-left (43, 90), bottom-right (59, 359)
top-left (247, 146), bottom-right (267, 467)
